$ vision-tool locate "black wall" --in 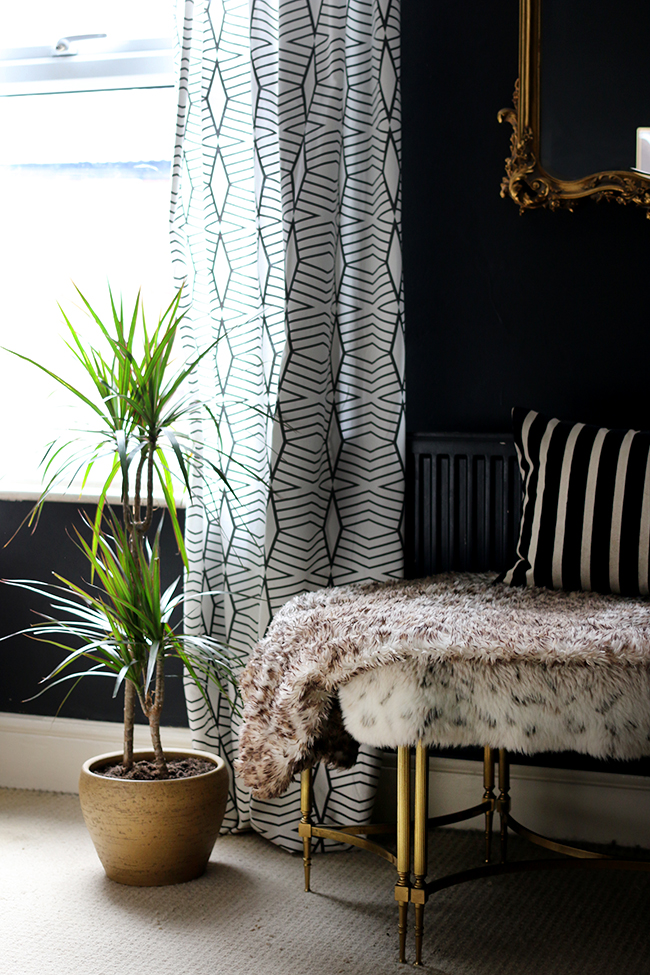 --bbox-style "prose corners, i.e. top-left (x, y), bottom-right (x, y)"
top-left (402, 1), bottom-right (650, 777)
top-left (0, 501), bottom-right (188, 726)
top-left (403, 1), bottom-right (650, 437)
